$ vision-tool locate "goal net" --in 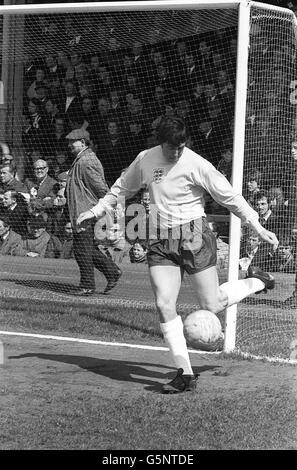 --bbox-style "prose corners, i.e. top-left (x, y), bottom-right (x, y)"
top-left (0, 1), bottom-right (296, 361)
